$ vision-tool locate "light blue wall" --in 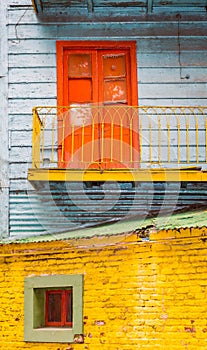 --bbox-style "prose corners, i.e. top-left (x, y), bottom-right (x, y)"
top-left (7, 0), bottom-right (207, 237)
